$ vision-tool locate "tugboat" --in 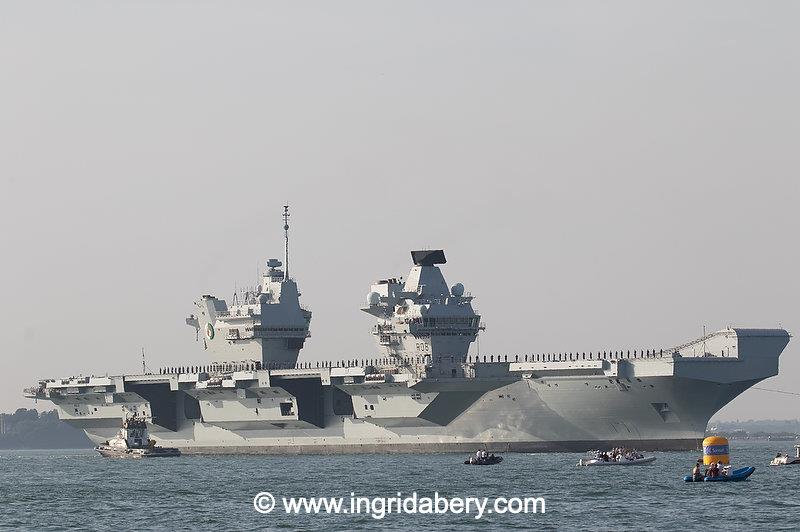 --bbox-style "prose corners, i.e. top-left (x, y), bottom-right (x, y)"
top-left (95, 414), bottom-right (181, 458)
top-left (770, 445), bottom-right (800, 466)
